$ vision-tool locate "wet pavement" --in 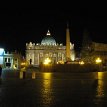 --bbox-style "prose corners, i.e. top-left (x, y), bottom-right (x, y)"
top-left (0, 70), bottom-right (107, 107)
